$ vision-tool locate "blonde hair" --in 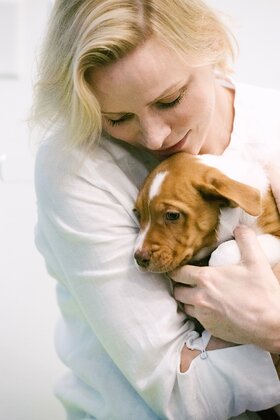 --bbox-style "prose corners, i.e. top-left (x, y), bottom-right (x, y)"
top-left (32, 0), bottom-right (236, 150)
